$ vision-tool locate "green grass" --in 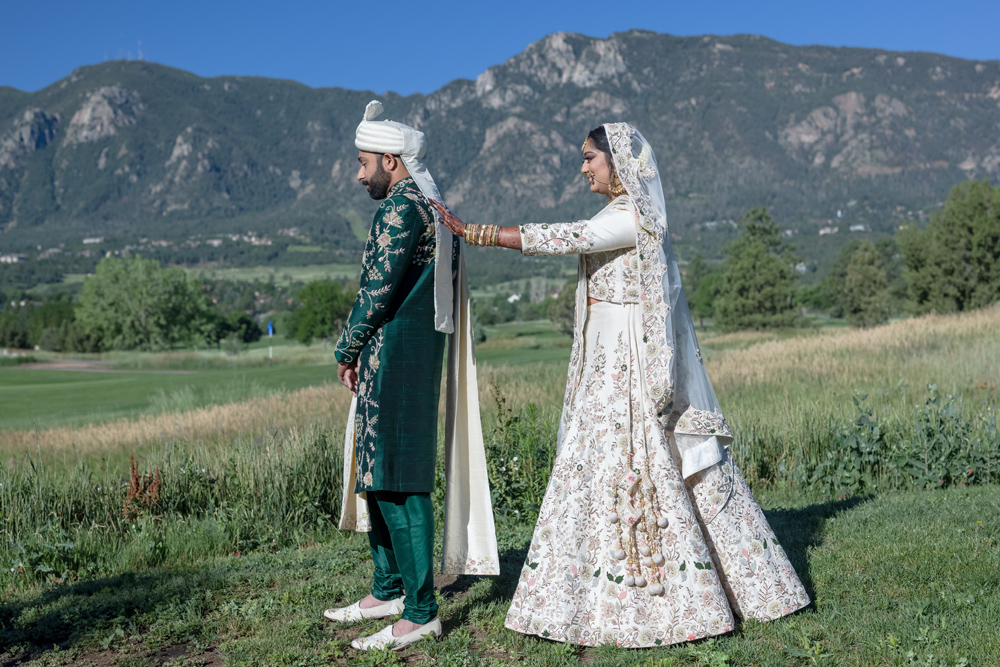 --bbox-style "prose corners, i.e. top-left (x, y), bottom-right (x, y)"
top-left (475, 320), bottom-right (572, 366)
top-left (0, 322), bottom-right (566, 434)
top-left (1, 480), bottom-right (996, 666)
top-left (0, 355), bottom-right (37, 367)
top-left (0, 363), bottom-right (338, 431)
top-left (1, 313), bottom-right (998, 664)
